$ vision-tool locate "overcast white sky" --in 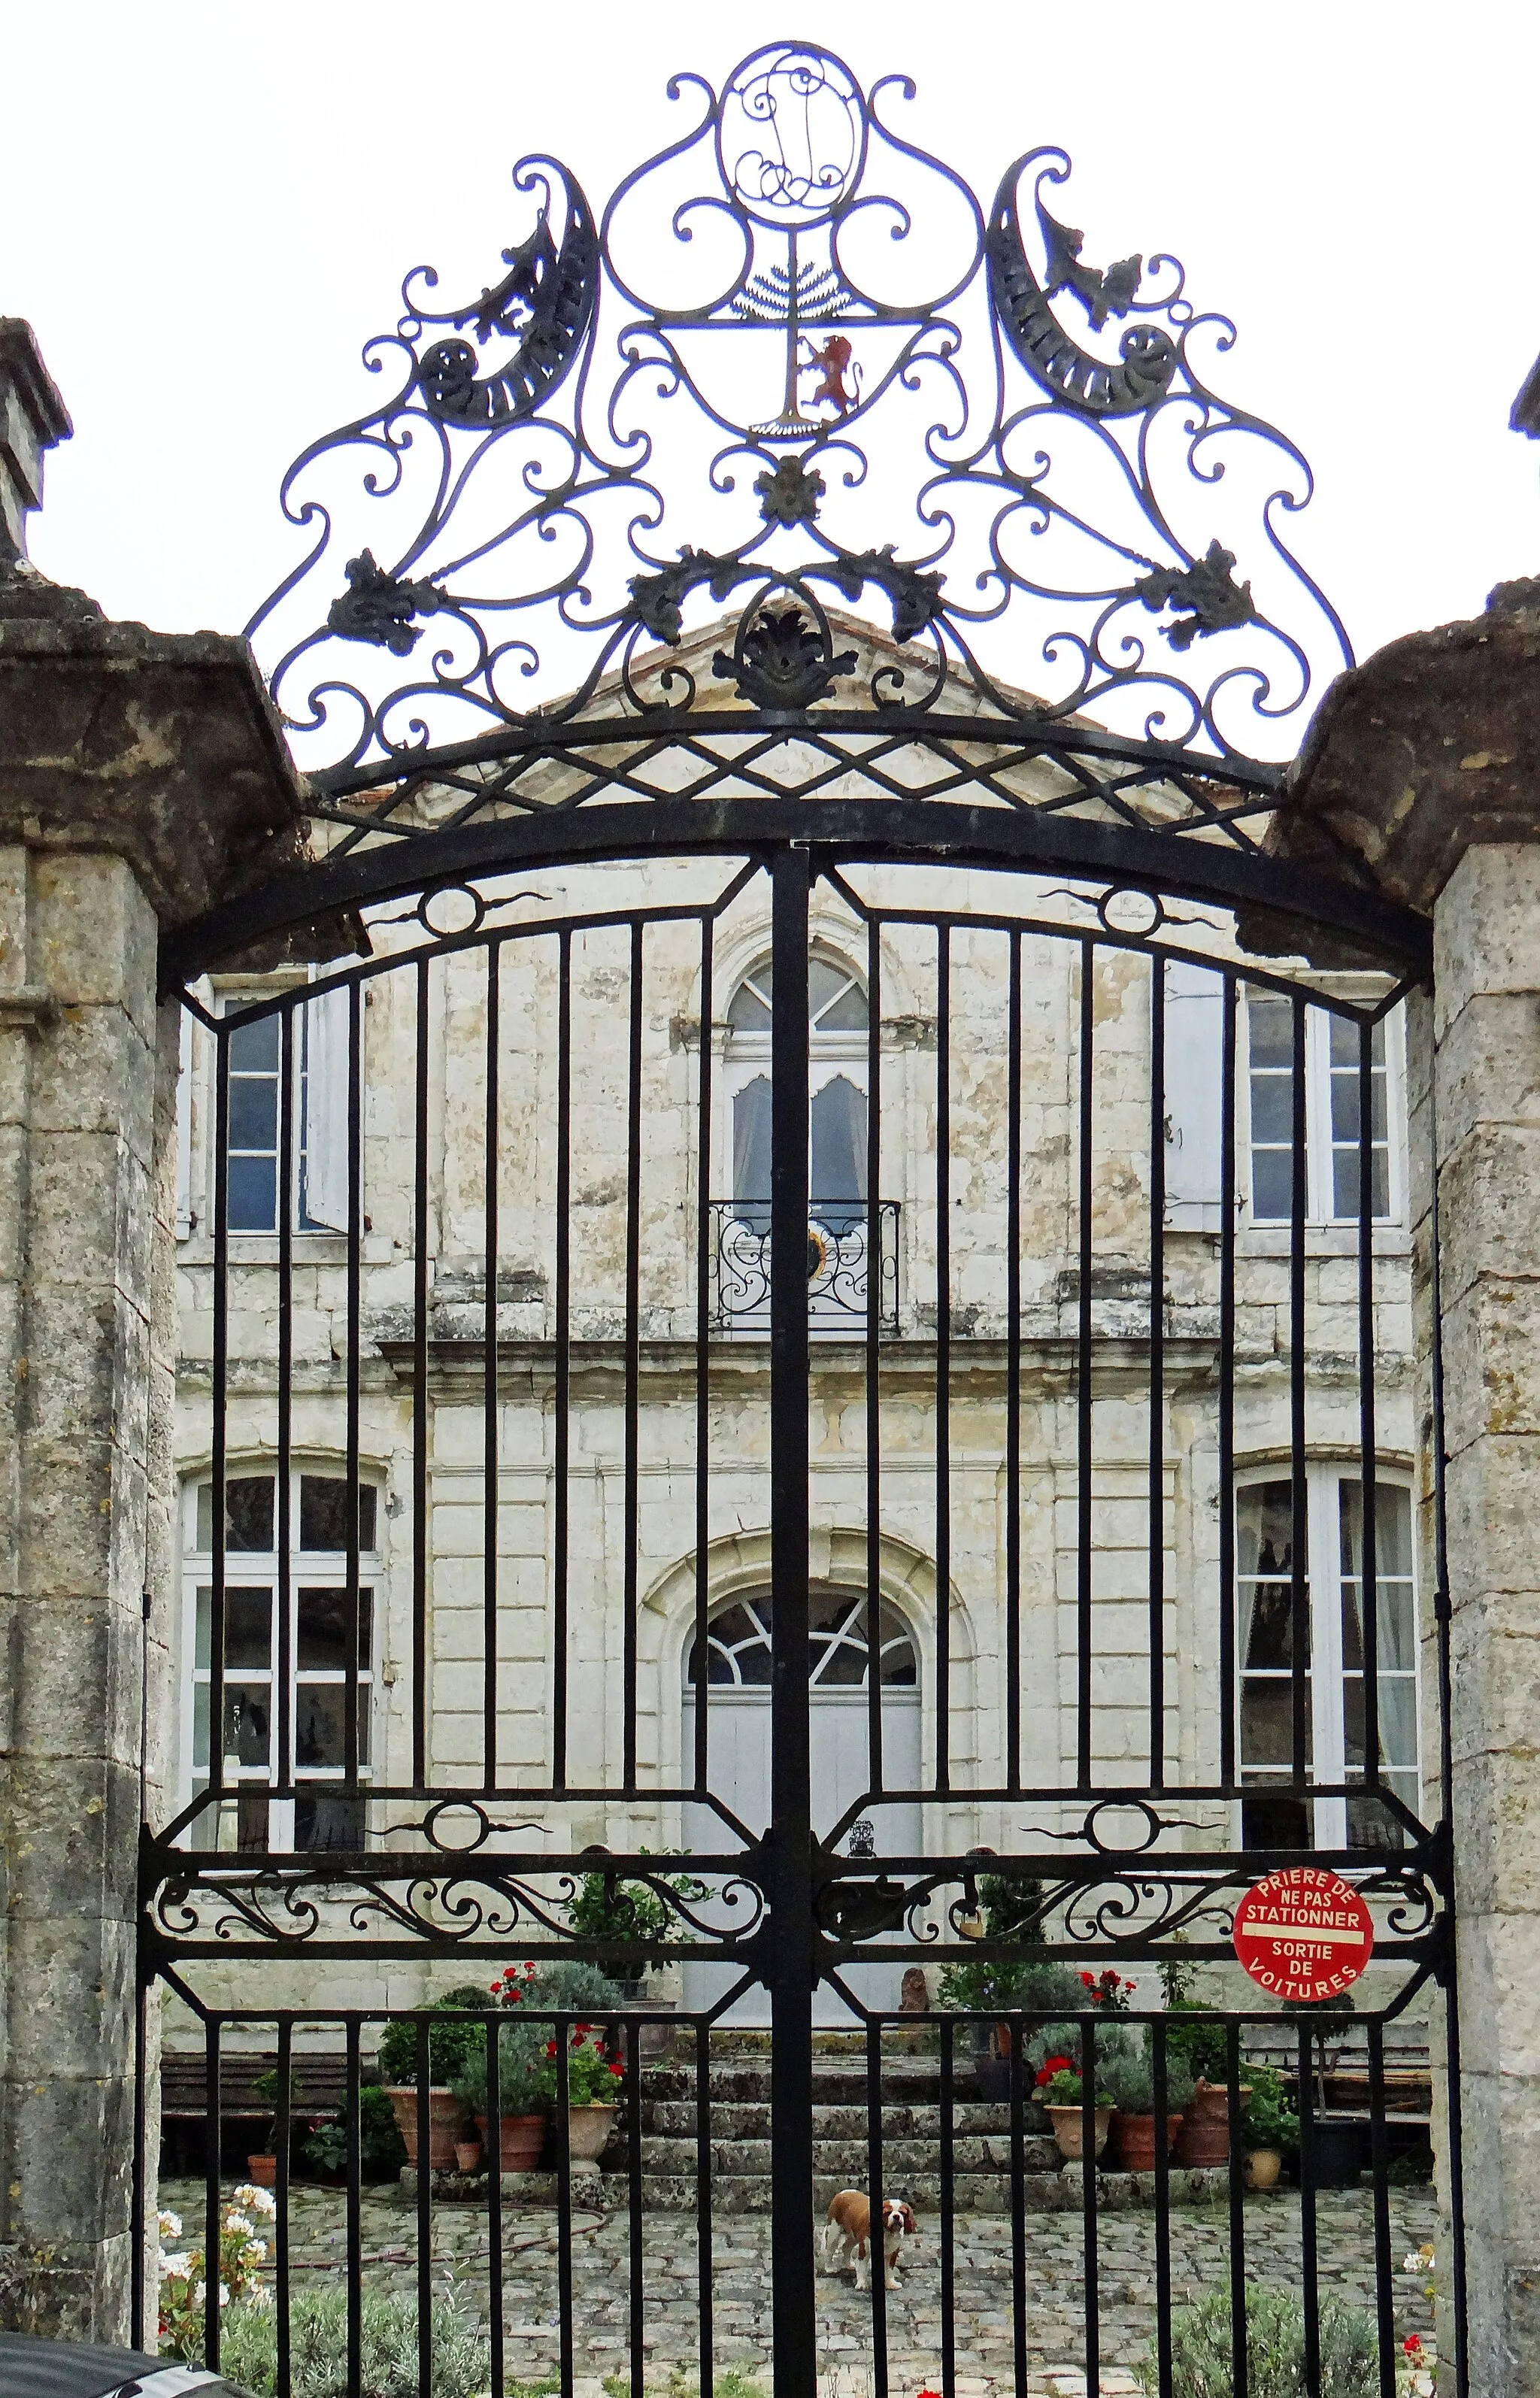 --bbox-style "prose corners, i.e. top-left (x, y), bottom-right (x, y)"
top-left (5, 0), bottom-right (1538, 684)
